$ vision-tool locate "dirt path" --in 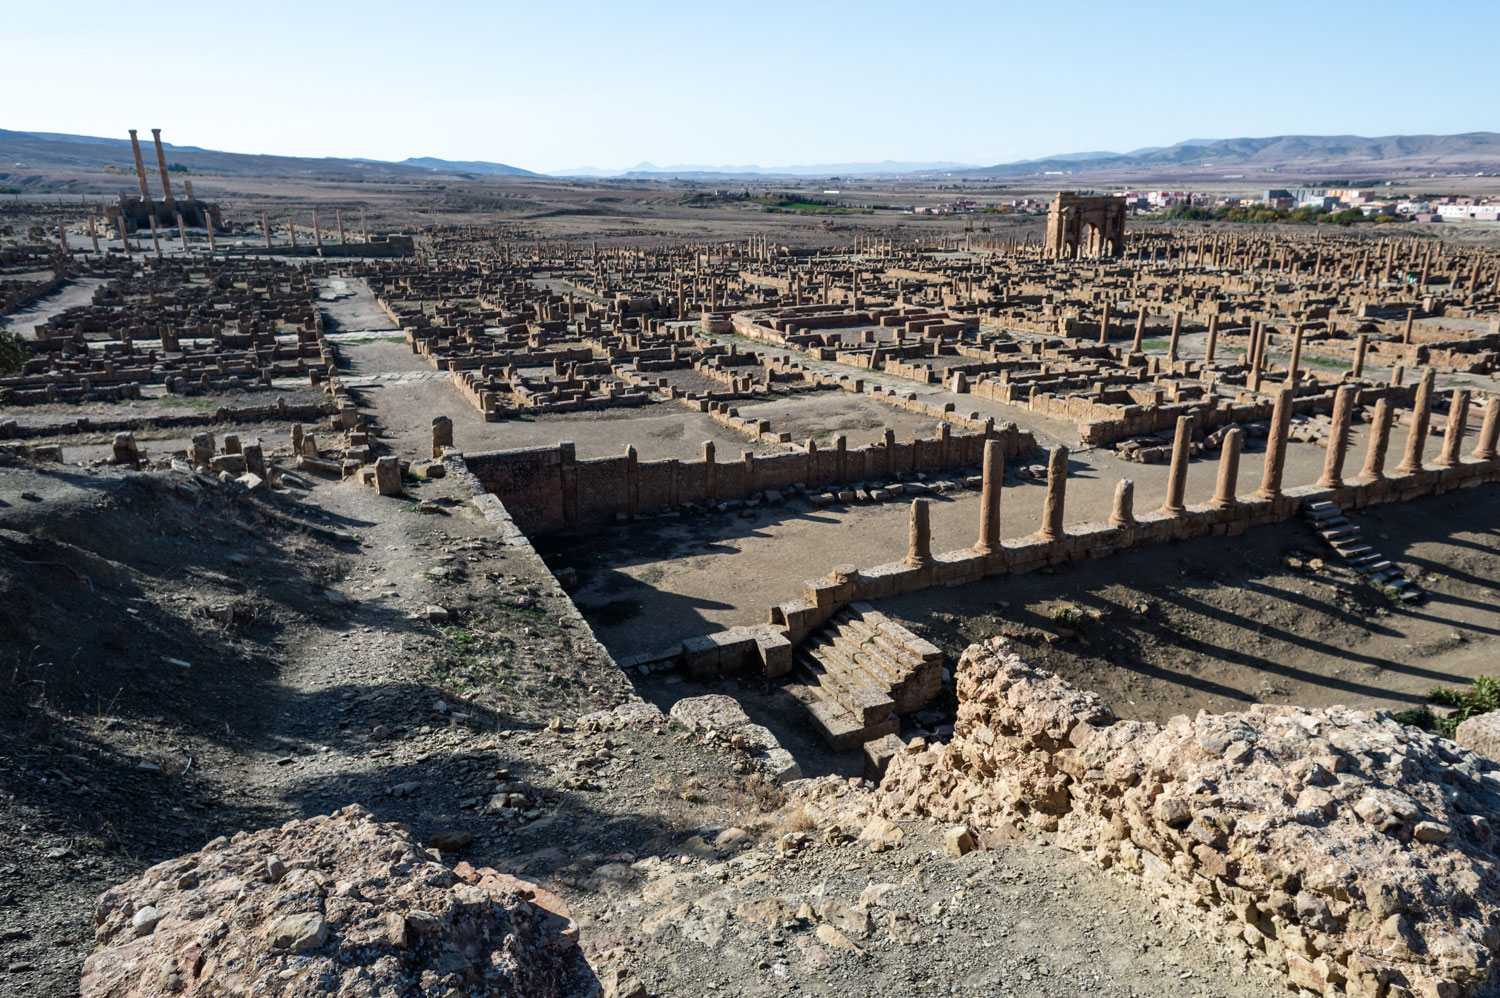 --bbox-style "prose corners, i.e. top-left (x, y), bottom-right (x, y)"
top-left (5, 278), bottom-right (108, 336)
